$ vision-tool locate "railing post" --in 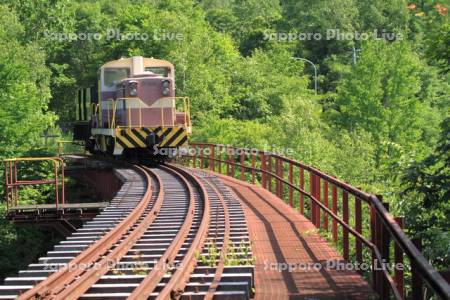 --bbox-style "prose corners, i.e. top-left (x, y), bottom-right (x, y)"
top-left (275, 158), bottom-right (281, 198)
top-left (380, 202), bottom-right (390, 299)
top-left (60, 159), bottom-right (65, 205)
top-left (355, 196), bottom-right (362, 265)
top-left (217, 145), bottom-right (222, 174)
top-left (268, 156), bottom-right (272, 193)
top-left (54, 160), bottom-right (59, 210)
top-left (231, 148), bottom-right (236, 178)
top-left (412, 238), bottom-right (423, 300)
top-left (226, 147), bottom-right (230, 176)
top-left (193, 146), bottom-right (197, 169)
top-left (240, 150), bottom-right (245, 181)
top-left (200, 145), bottom-right (205, 169)
top-left (370, 204), bottom-right (378, 291)
top-left (315, 175), bottom-right (321, 229)
top-left (260, 152), bottom-right (266, 189)
top-left (210, 145), bottom-right (214, 171)
top-left (5, 162), bottom-right (10, 209)
top-left (342, 190), bottom-right (349, 260)
top-left (288, 163), bottom-right (293, 207)
top-left (251, 153), bottom-right (256, 184)
top-left (332, 185), bottom-right (338, 243)
top-left (310, 172), bottom-right (315, 224)
top-left (14, 162), bottom-right (18, 206)
top-left (394, 217), bottom-right (405, 299)
top-left (299, 167), bottom-right (304, 215)
top-left (279, 159), bottom-right (284, 200)
top-left (322, 181), bottom-right (328, 231)
top-left (375, 196), bottom-right (383, 296)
